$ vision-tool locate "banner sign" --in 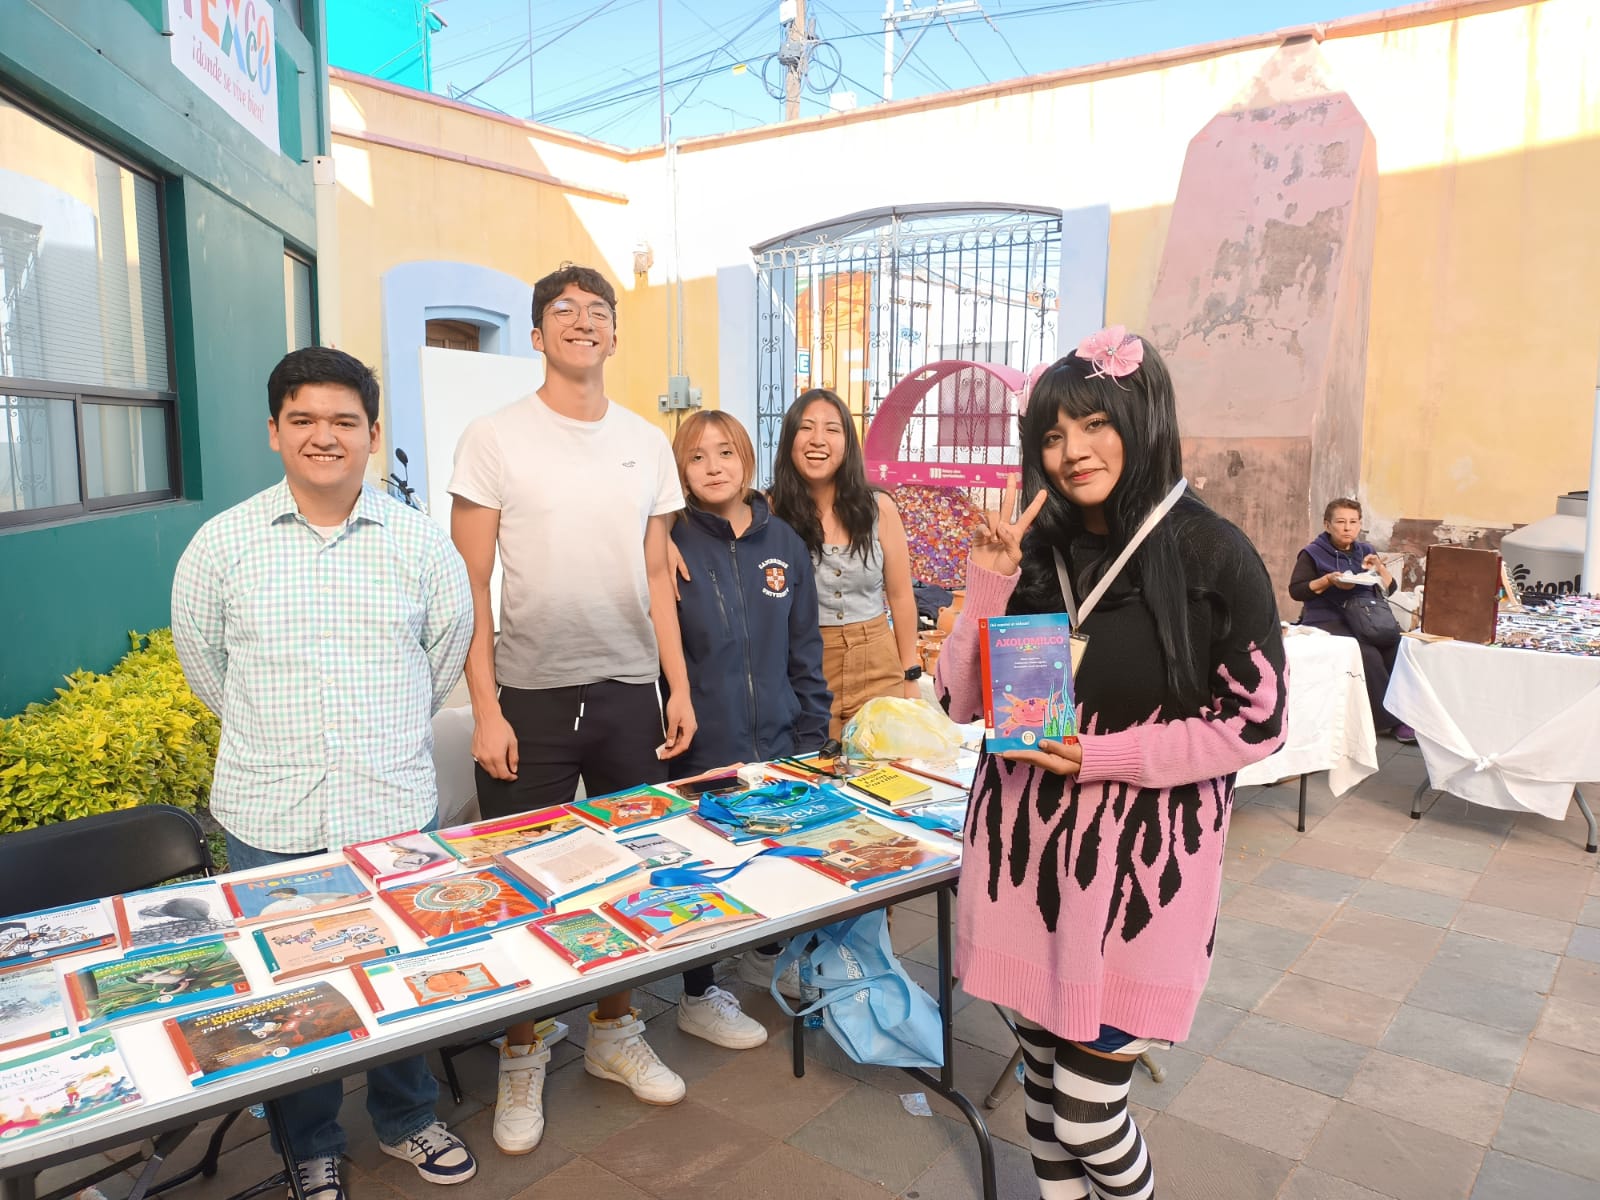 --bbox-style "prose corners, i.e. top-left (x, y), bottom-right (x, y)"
top-left (169, 0), bottom-right (280, 154)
